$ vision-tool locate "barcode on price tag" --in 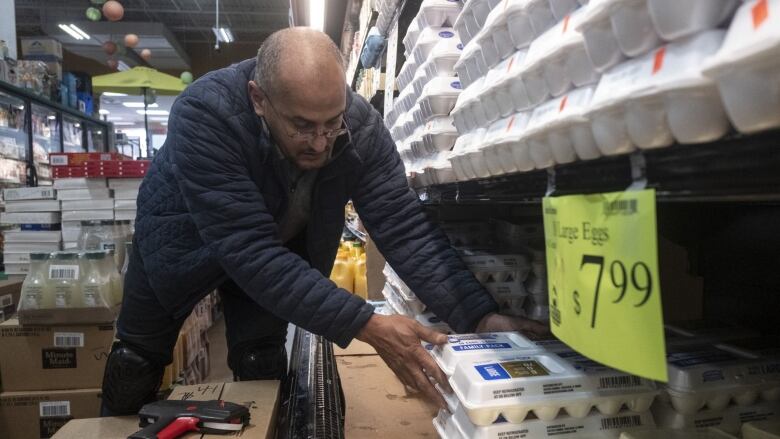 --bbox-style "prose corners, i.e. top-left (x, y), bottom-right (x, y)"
top-left (599, 375), bottom-right (642, 389)
top-left (604, 198), bottom-right (638, 216)
top-left (601, 414), bottom-right (642, 430)
top-left (54, 332), bottom-right (84, 348)
top-left (50, 155), bottom-right (68, 166)
top-left (49, 265), bottom-right (79, 280)
top-left (39, 401), bottom-right (71, 418)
